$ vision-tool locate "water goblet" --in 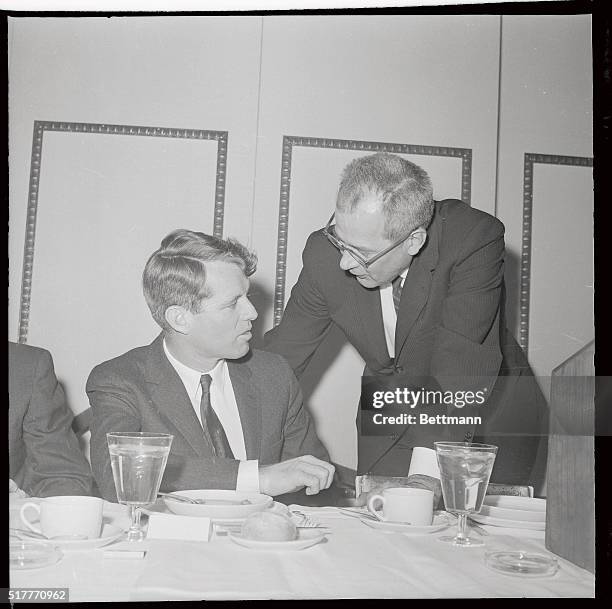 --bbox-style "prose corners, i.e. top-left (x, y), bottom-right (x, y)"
top-left (434, 441), bottom-right (498, 547)
top-left (107, 432), bottom-right (173, 542)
